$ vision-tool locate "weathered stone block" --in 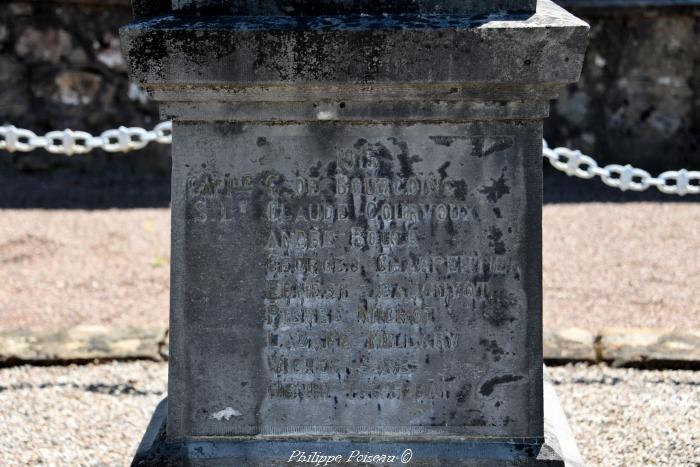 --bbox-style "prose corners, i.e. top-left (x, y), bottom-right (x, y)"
top-left (171, 0), bottom-right (537, 16)
top-left (544, 327), bottom-right (597, 362)
top-left (122, 0), bottom-right (588, 464)
top-left (600, 327), bottom-right (700, 366)
top-left (14, 26), bottom-right (72, 64)
top-left (167, 121), bottom-right (544, 440)
top-left (121, 1), bottom-right (587, 88)
top-left (0, 325), bottom-right (165, 364)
